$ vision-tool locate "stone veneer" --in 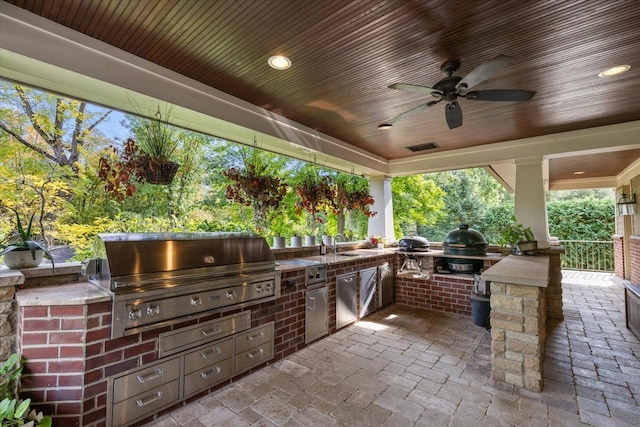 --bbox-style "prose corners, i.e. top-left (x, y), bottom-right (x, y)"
top-left (0, 269), bottom-right (22, 360)
top-left (482, 255), bottom-right (549, 392)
